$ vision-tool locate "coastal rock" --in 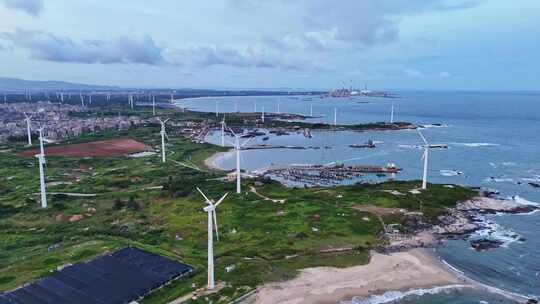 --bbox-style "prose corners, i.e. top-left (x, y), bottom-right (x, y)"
top-left (470, 238), bottom-right (503, 251)
top-left (457, 197), bottom-right (538, 214)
